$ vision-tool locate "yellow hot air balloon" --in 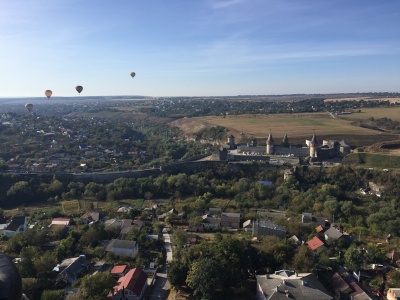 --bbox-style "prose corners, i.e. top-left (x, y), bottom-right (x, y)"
top-left (25, 103), bottom-right (33, 112)
top-left (45, 90), bottom-right (52, 99)
top-left (76, 85), bottom-right (83, 94)
top-left (130, 72), bottom-right (136, 78)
